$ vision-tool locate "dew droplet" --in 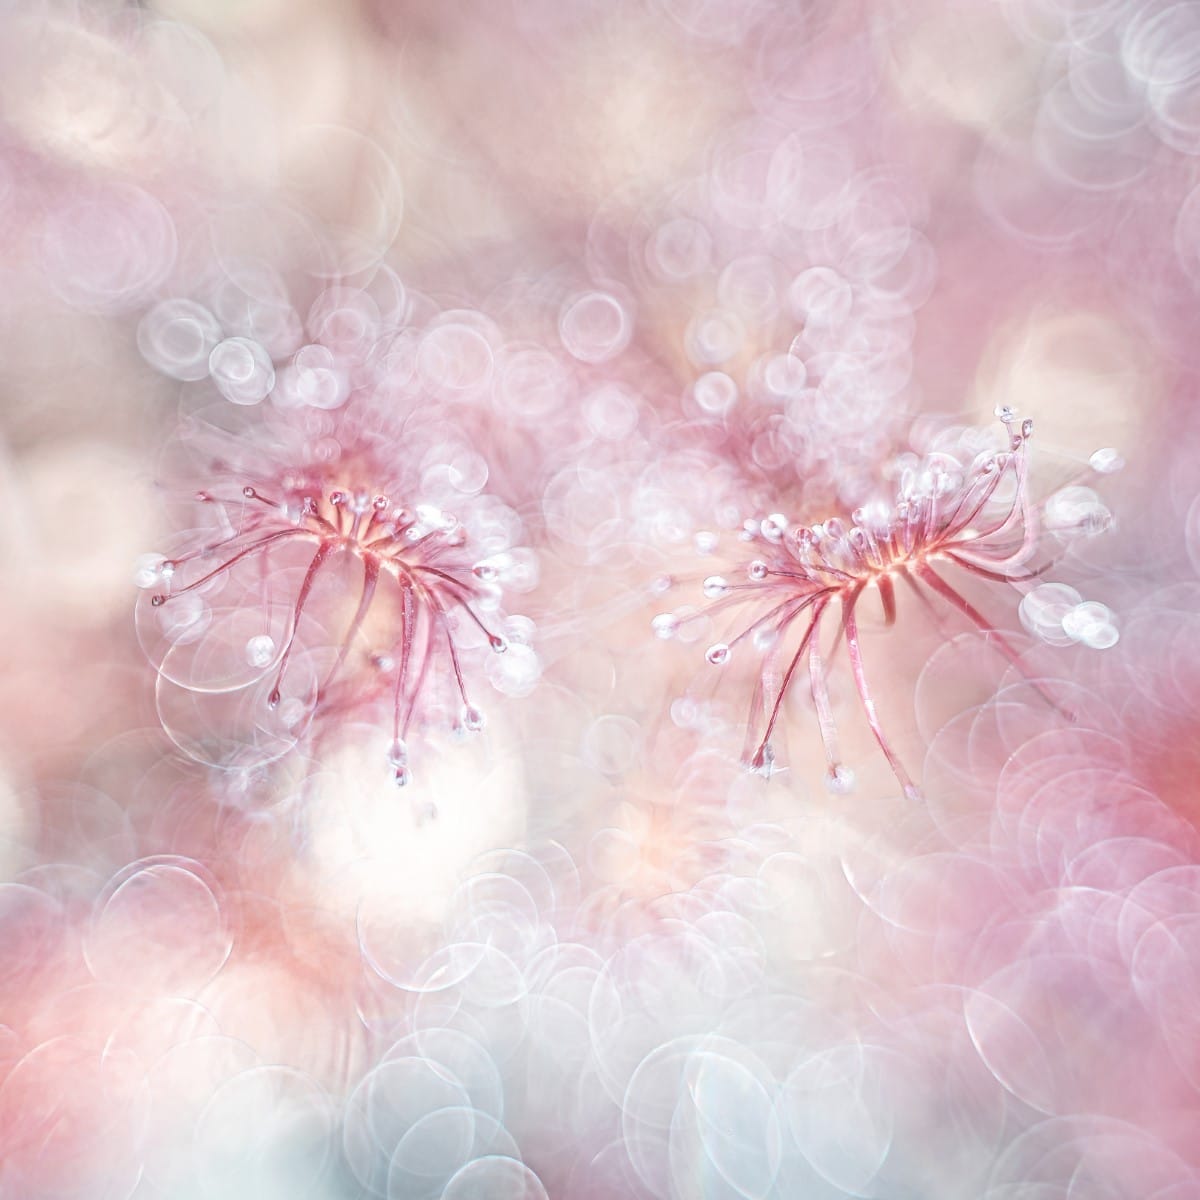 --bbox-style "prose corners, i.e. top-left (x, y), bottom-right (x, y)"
top-left (825, 764), bottom-right (856, 794)
top-left (242, 486), bottom-right (257, 499)
top-left (150, 594), bottom-right (167, 607)
top-left (244, 635), bottom-right (276, 668)
top-left (706, 642), bottom-right (731, 666)
top-left (760, 514), bottom-right (787, 541)
top-left (373, 495), bottom-right (390, 511)
top-left (1089, 447), bottom-right (1125, 474)
top-left (994, 404), bottom-right (1016, 423)
top-left (460, 704), bottom-right (485, 732)
top-left (750, 743), bottom-right (775, 776)
top-left (489, 634), bottom-right (508, 654)
top-left (393, 765), bottom-right (412, 788)
top-left (702, 575), bottom-right (730, 599)
top-left (748, 561), bottom-right (769, 582)
top-left (388, 738), bottom-right (408, 767)
top-left (473, 563), bottom-right (499, 581)
top-left (651, 613), bottom-right (679, 640)
top-left (133, 553), bottom-right (167, 589)
top-left (1020, 417), bottom-right (1034, 438)
top-left (267, 688), bottom-right (281, 710)
top-left (752, 626), bottom-right (779, 652)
